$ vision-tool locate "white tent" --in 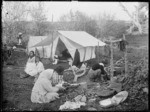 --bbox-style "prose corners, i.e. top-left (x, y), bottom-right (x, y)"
top-left (27, 36), bottom-right (47, 54)
top-left (31, 31), bottom-right (106, 62)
